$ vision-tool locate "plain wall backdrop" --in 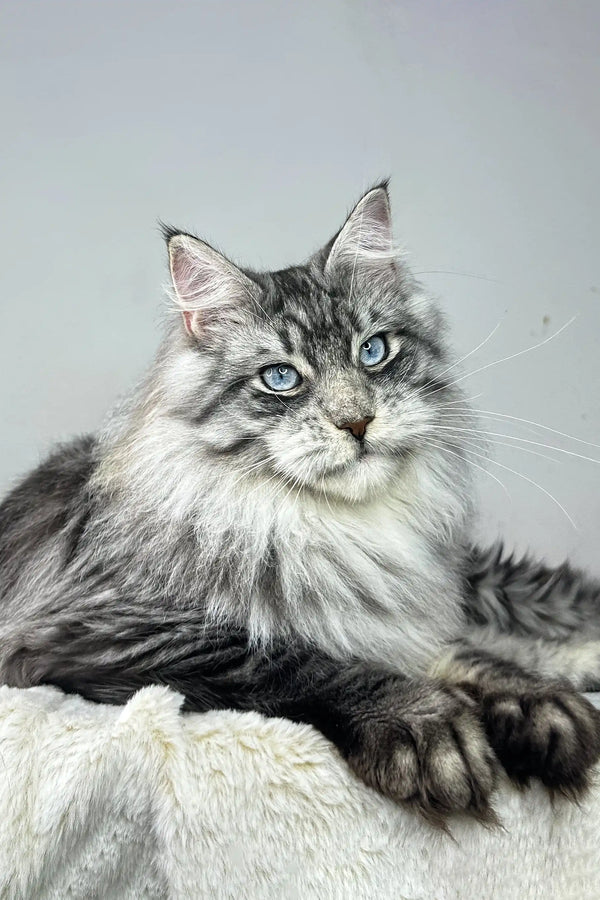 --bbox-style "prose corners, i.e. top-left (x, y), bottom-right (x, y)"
top-left (1, 0), bottom-right (598, 571)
